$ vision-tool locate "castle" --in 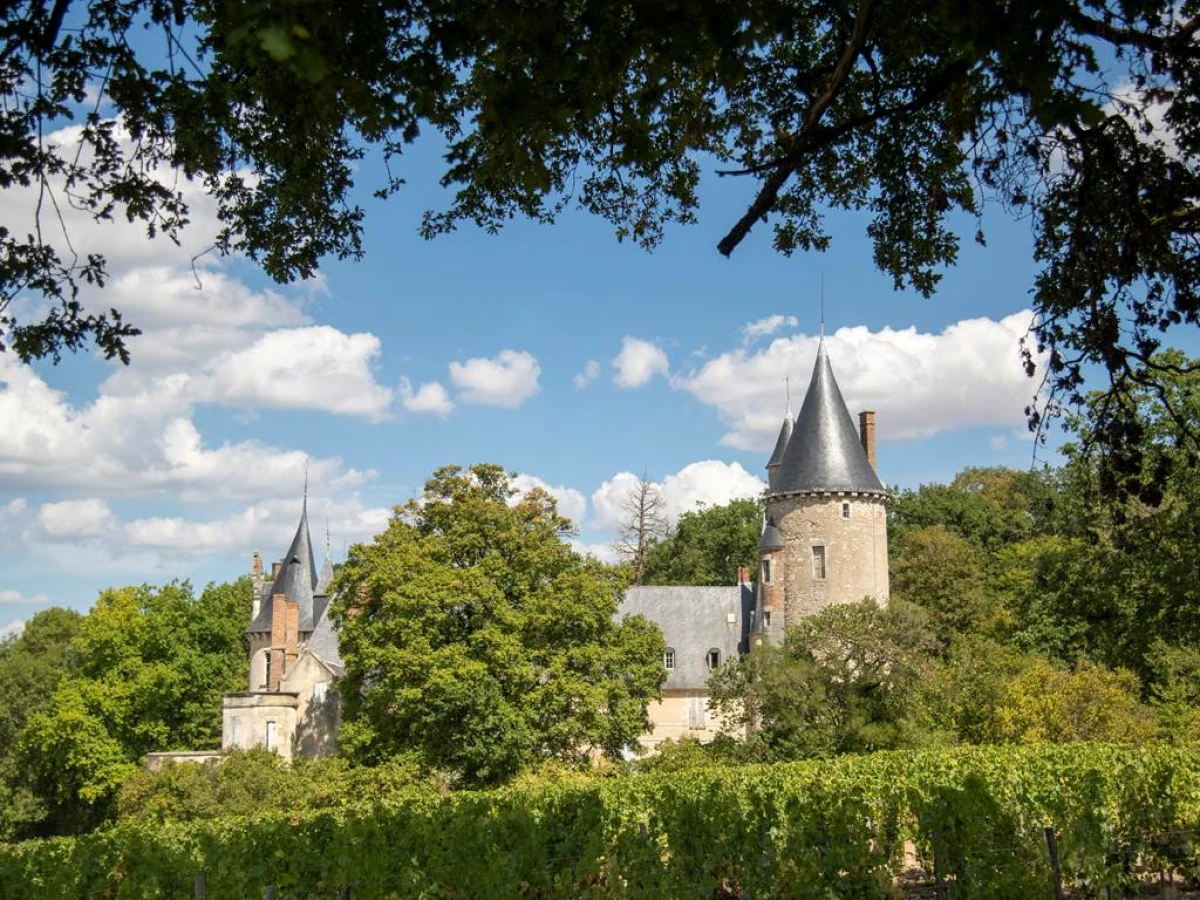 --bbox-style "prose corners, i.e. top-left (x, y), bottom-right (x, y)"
top-left (201, 337), bottom-right (888, 759)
